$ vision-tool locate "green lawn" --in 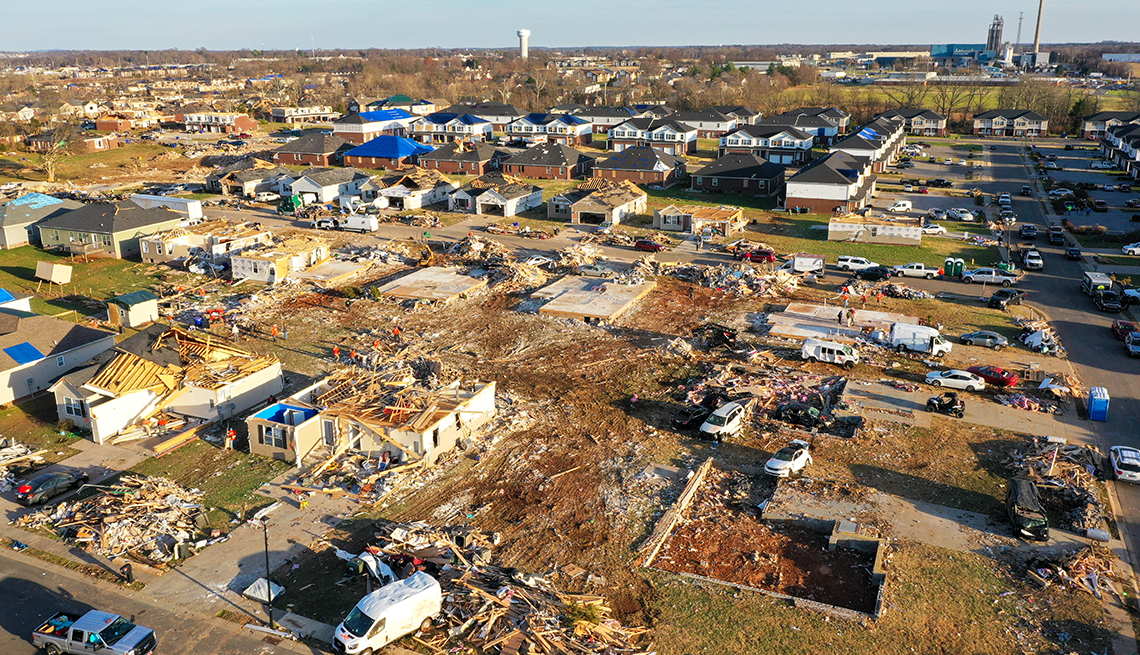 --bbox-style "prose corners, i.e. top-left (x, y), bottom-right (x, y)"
top-left (0, 395), bottom-right (83, 466)
top-left (0, 245), bottom-right (167, 317)
top-left (951, 144), bottom-right (983, 152)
